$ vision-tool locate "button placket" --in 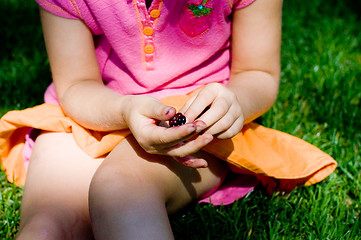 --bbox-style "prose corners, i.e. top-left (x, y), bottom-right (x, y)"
top-left (133, 0), bottom-right (163, 70)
